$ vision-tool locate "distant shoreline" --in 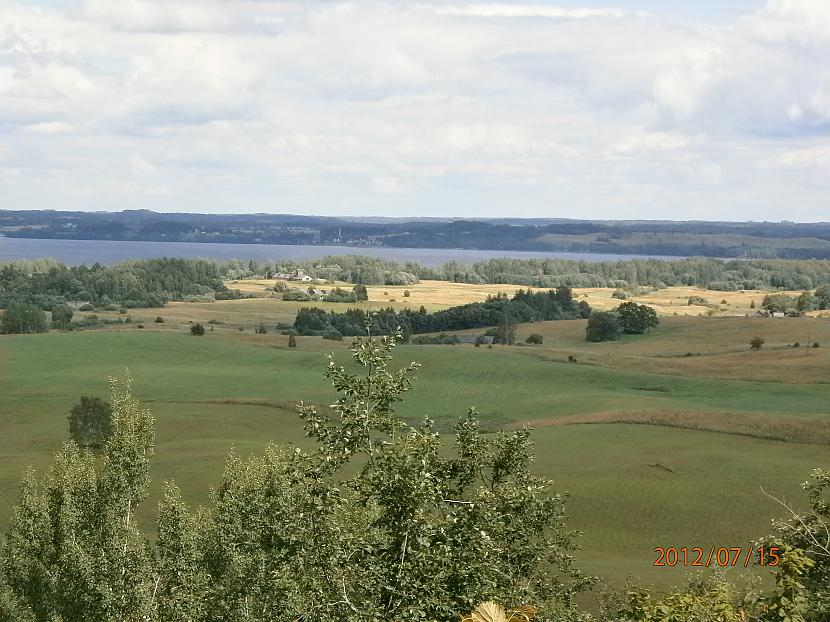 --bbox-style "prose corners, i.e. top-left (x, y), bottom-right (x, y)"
top-left (0, 237), bottom-right (685, 267)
